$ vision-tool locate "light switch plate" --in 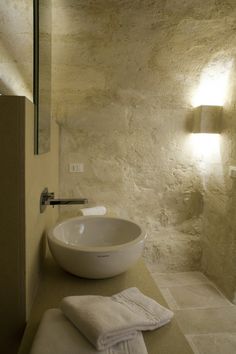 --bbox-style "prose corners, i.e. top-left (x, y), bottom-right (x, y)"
top-left (69, 163), bottom-right (84, 173)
